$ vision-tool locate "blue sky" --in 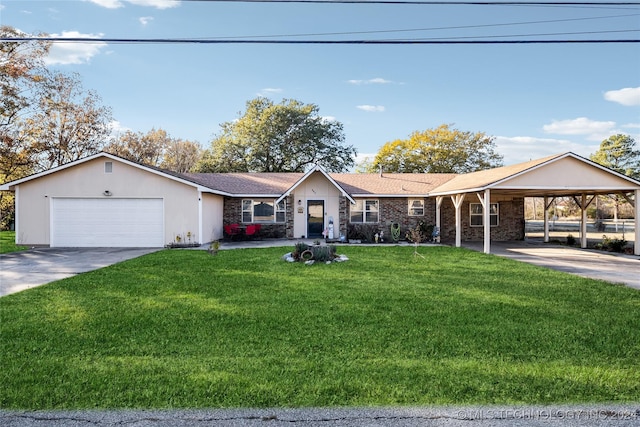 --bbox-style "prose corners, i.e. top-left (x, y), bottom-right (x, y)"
top-left (2, 0), bottom-right (639, 167)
